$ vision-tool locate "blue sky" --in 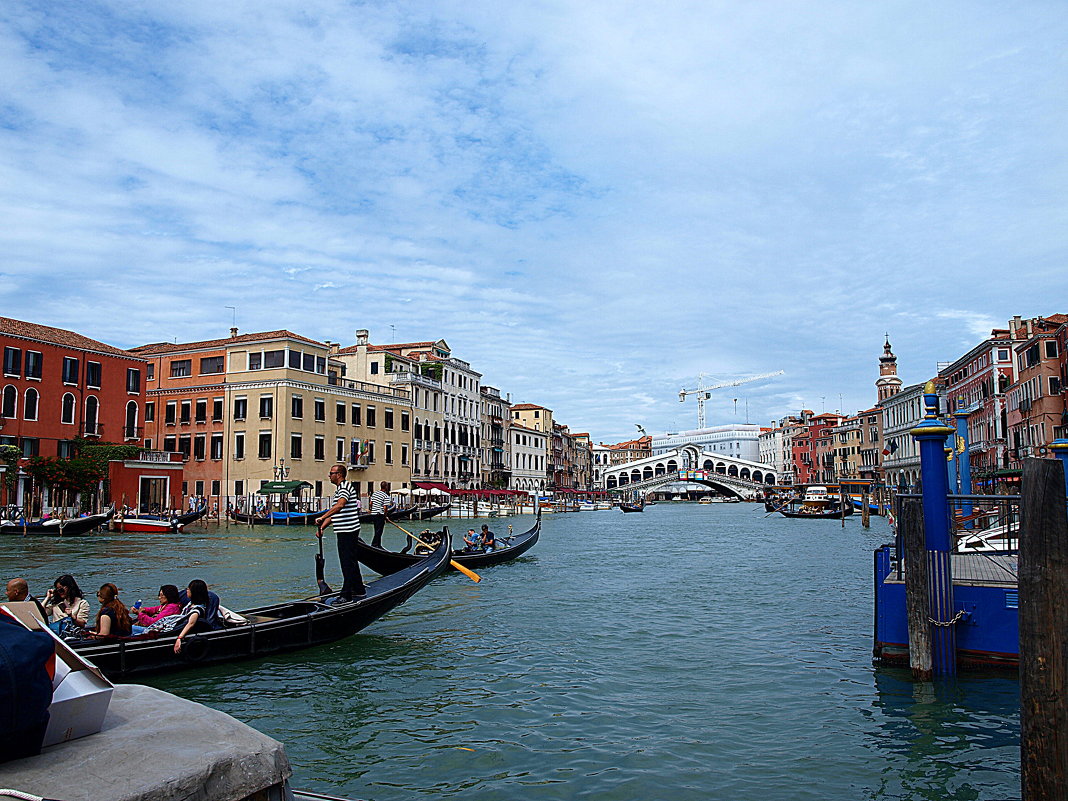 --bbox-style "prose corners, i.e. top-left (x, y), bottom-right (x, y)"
top-left (2, 2), bottom-right (1066, 442)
